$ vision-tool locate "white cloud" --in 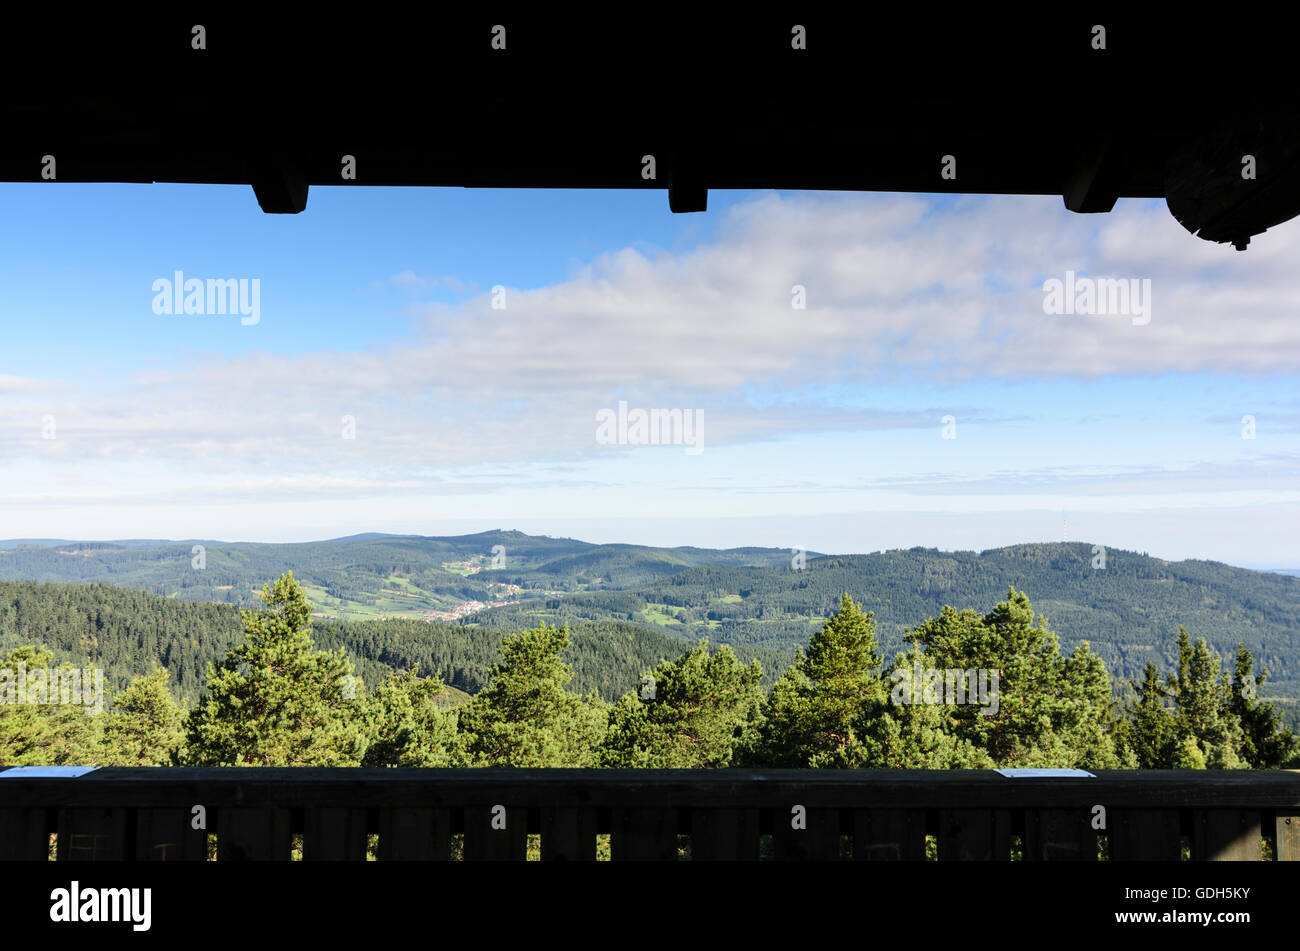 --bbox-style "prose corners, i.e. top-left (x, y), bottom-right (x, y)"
top-left (3, 191), bottom-right (1299, 513)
